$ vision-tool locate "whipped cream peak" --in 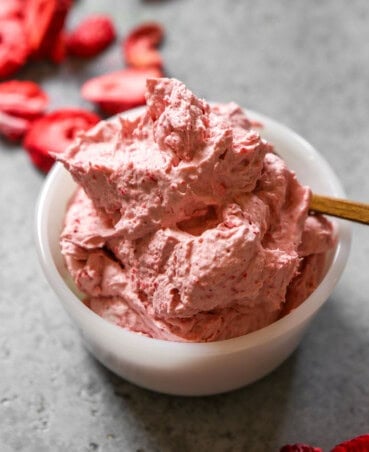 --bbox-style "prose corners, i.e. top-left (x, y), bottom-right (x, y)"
top-left (58, 78), bottom-right (270, 240)
top-left (145, 78), bottom-right (210, 161)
